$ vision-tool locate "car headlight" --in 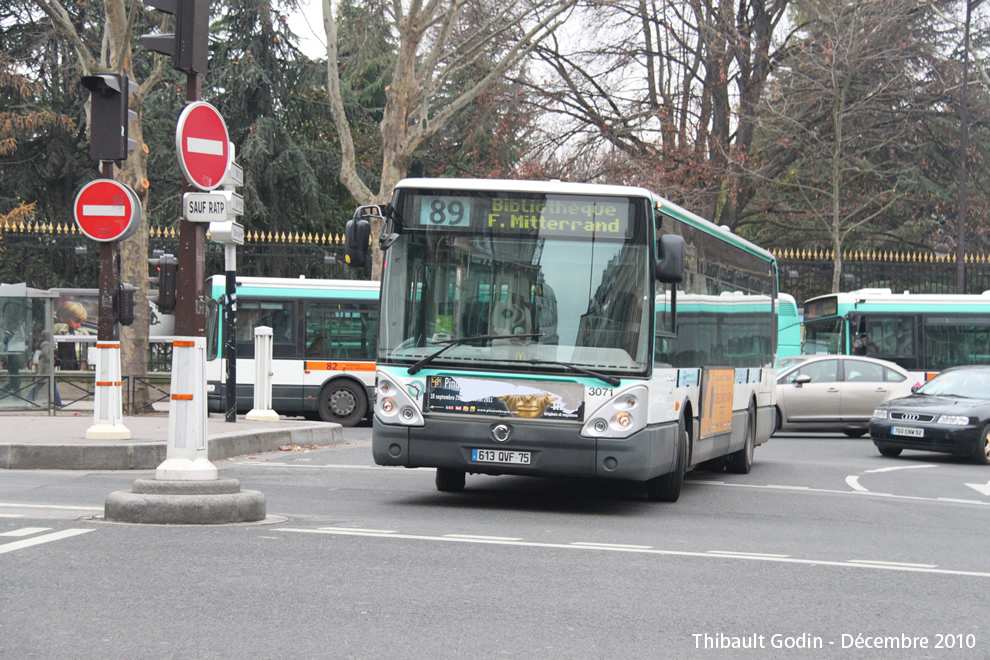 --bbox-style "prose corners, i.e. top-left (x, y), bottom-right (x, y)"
top-left (872, 409), bottom-right (887, 420)
top-left (937, 414), bottom-right (969, 426)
